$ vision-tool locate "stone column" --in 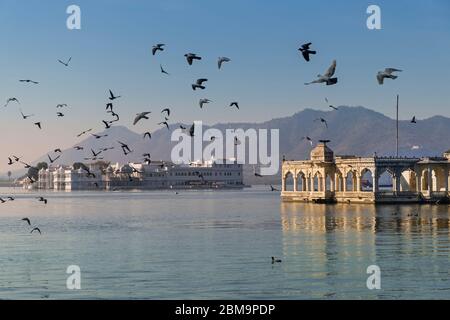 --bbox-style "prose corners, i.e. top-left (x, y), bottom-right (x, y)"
top-left (428, 167), bottom-right (432, 194)
top-left (356, 174), bottom-right (361, 192)
top-left (293, 175), bottom-right (298, 192)
top-left (444, 168), bottom-right (449, 193)
top-left (395, 170), bottom-right (401, 193)
top-left (372, 168), bottom-right (379, 192)
top-left (416, 173), bottom-right (422, 194)
top-left (282, 174), bottom-right (286, 192)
